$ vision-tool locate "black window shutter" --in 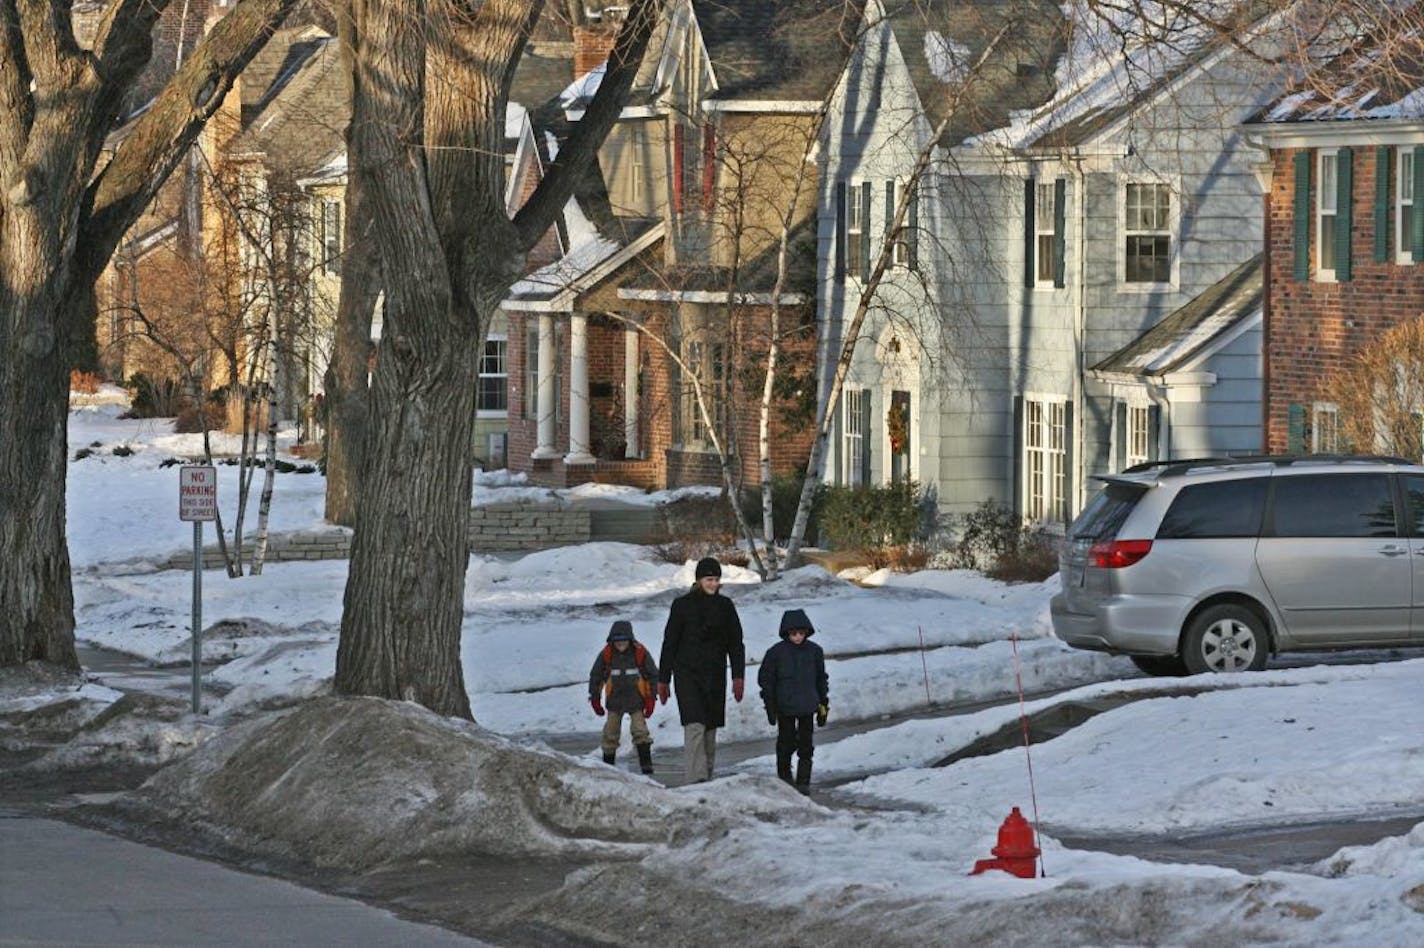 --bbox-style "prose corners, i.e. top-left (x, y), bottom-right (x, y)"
top-left (1062, 399), bottom-right (1075, 522)
top-left (1375, 146), bottom-right (1392, 263)
top-left (907, 183), bottom-right (919, 271)
top-left (1413, 146), bottom-right (1424, 261)
top-left (1012, 395), bottom-right (1025, 515)
top-left (1114, 401), bottom-right (1127, 471)
top-left (859, 182), bottom-right (872, 282)
top-left (1336, 147), bottom-right (1353, 281)
top-left (1146, 404), bottom-right (1161, 462)
top-left (1023, 179), bottom-right (1036, 288)
top-left (861, 392), bottom-right (873, 486)
top-left (1053, 178), bottom-right (1067, 288)
top-left (885, 180), bottom-right (896, 261)
top-left (1293, 152), bottom-right (1311, 281)
top-left (834, 182), bottom-right (847, 283)
top-left (1287, 403), bottom-right (1306, 453)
